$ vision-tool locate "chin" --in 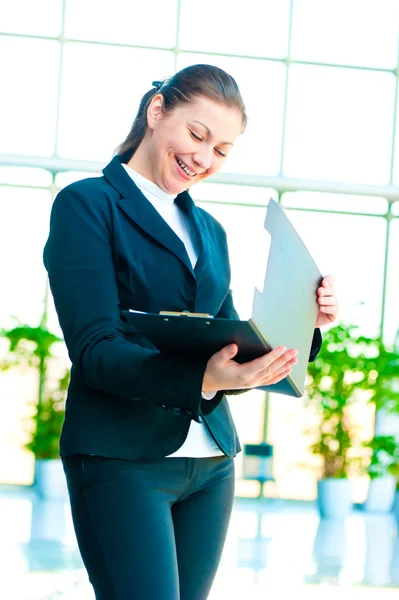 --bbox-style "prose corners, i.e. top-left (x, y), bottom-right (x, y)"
top-left (162, 182), bottom-right (181, 195)
top-left (164, 177), bottom-right (188, 195)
